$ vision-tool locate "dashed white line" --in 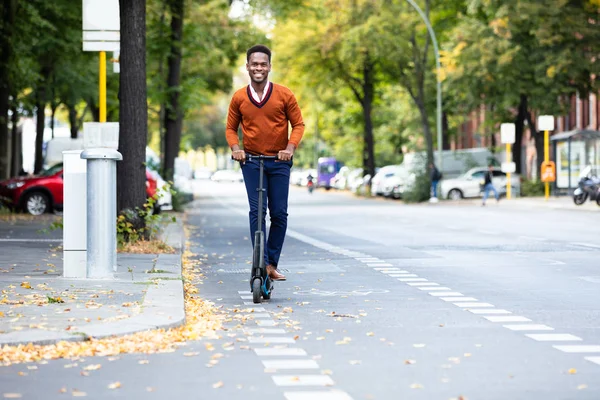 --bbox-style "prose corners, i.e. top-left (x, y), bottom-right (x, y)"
top-left (262, 359), bottom-right (320, 369)
top-left (398, 278), bottom-right (428, 282)
top-left (248, 337), bottom-right (296, 344)
top-left (420, 287), bottom-right (451, 291)
top-left (525, 334), bottom-right (582, 342)
top-left (388, 273), bottom-right (417, 277)
top-left (503, 324), bottom-right (554, 331)
top-left (484, 316), bottom-right (531, 322)
top-left (571, 242), bottom-right (600, 249)
top-left (366, 263), bottom-right (393, 267)
top-left (440, 297), bottom-right (478, 302)
top-left (249, 313), bottom-right (271, 318)
top-left (469, 309), bottom-right (511, 315)
top-left (284, 391), bottom-right (353, 400)
top-left (429, 292), bottom-right (463, 297)
top-left (254, 348), bottom-right (308, 356)
top-left (256, 320), bottom-right (278, 327)
top-left (585, 357), bottom-right (600, 365)
top-left (373, 267), bottom-right (401, 271)
top-left (553, 345), bottom-right (600, 353)
top-left (454, 303), bottom-right (494, 308)
top-left (409, 282), bottom-right (439, 287)
top-left (273, 375), bottom-right (335, 387)
top-left (245, 328), bottom-right (286, 334)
